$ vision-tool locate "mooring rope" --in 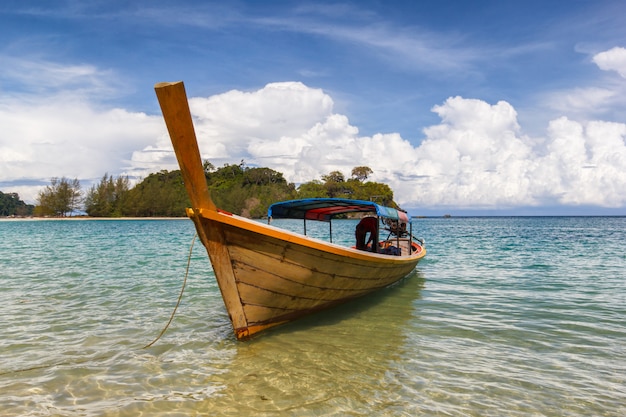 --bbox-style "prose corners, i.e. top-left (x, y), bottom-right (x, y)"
top-left (143, 233), bottom-right (197, 349)
top-left (0, 234), bottom-right (199, 376)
